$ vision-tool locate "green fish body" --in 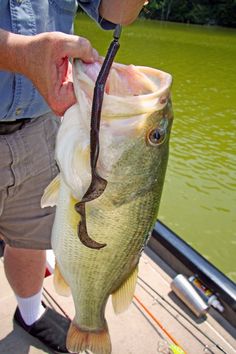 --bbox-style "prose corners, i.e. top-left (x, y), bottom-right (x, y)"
top-left (42, 59), bottom-right (173, 354)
